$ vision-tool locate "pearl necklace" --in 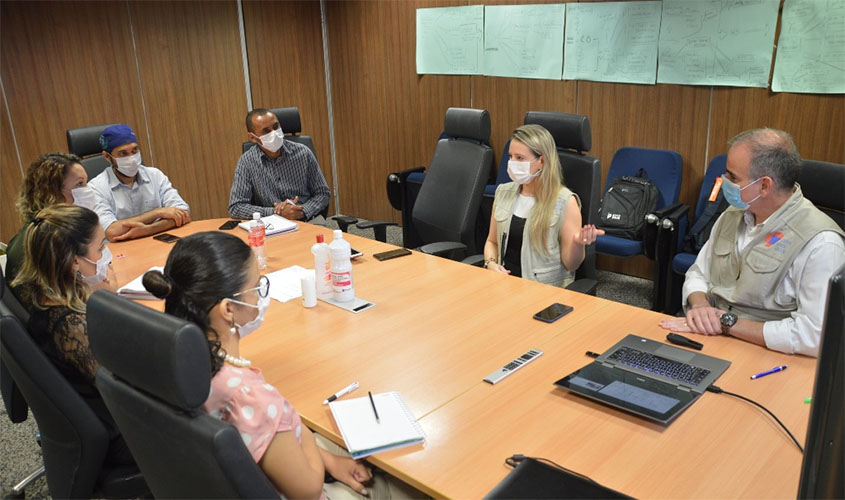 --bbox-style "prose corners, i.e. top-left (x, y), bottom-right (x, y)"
top-left (218, 351), bottom-right (252, 368)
